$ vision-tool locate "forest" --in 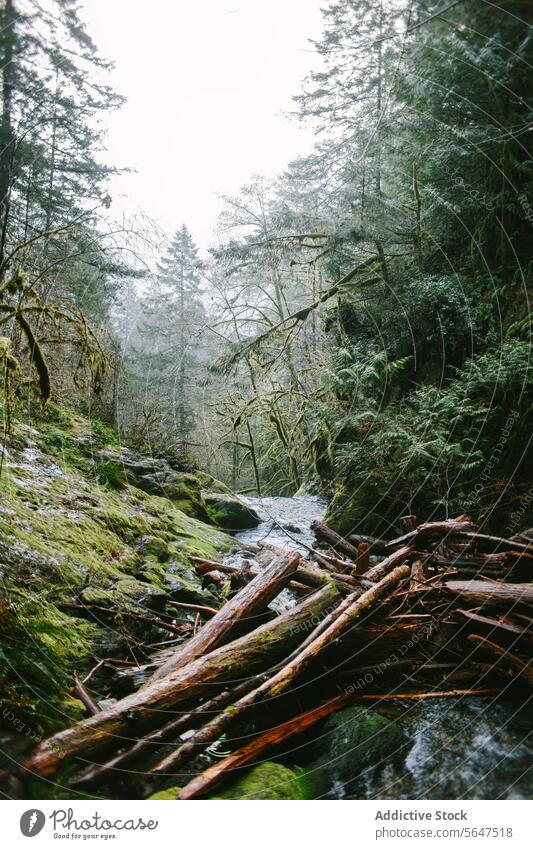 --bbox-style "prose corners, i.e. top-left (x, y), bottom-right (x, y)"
top-left (0, 0), bottom-right (532, 802)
